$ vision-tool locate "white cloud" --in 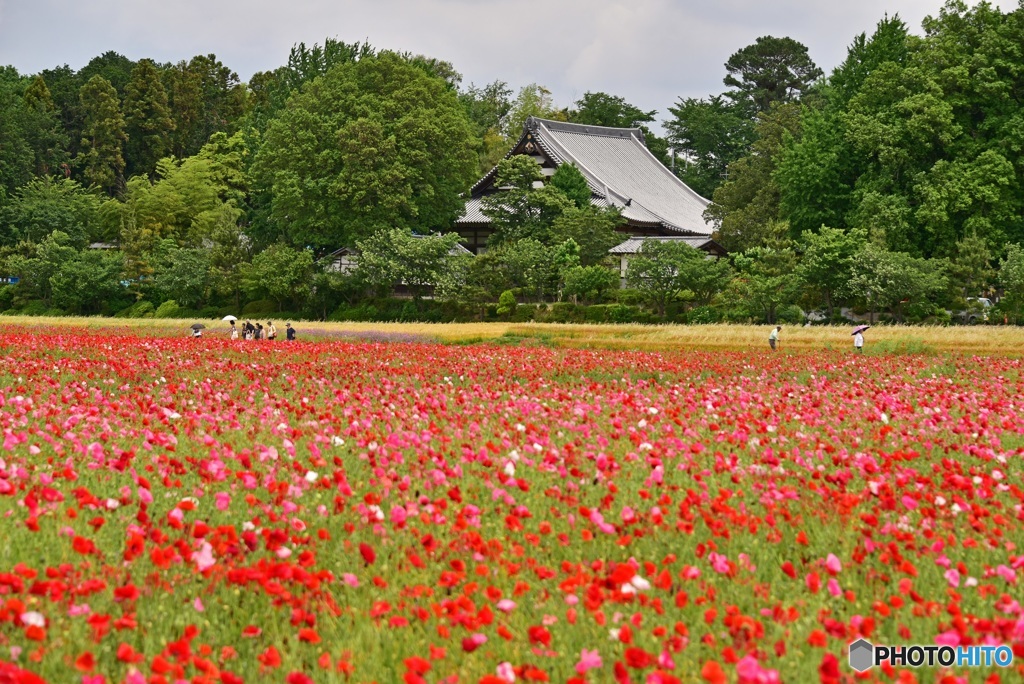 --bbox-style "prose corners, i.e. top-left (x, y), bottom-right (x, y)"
top-left (0, 0), bottom-right (1019, 132)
